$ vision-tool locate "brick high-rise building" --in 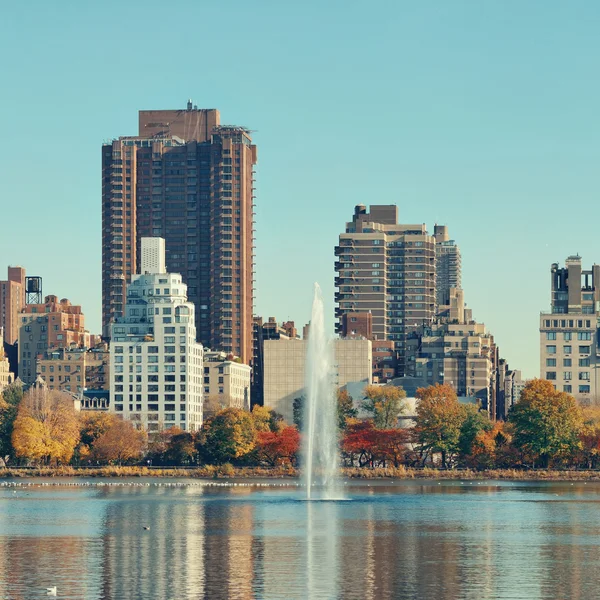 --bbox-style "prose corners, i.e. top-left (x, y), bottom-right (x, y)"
top-left (0, 266), bottom-right (26, 345)
top-left (540, 255), bottom-right (600, 404)
top-left (102, 101), bottom-right (257, 363)
top-left (334, 205), bottom-right (438, 376)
